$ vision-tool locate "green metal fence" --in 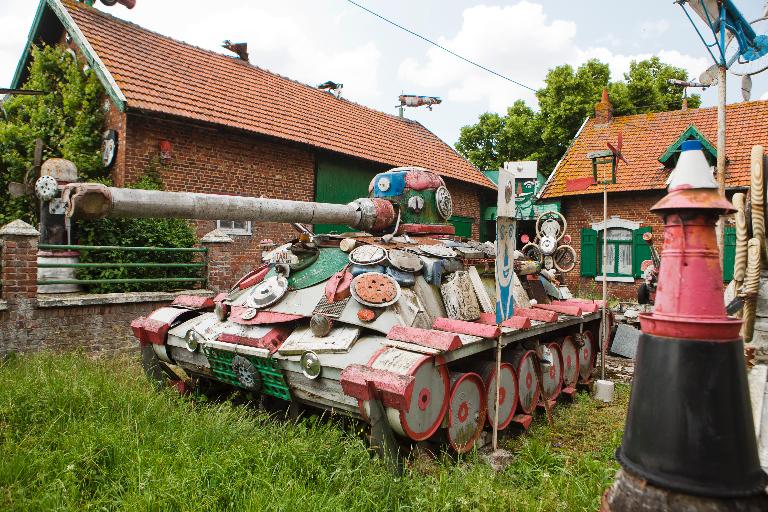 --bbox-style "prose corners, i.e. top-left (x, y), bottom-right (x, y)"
top-left (37, 244), bottom-right (208, 287)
